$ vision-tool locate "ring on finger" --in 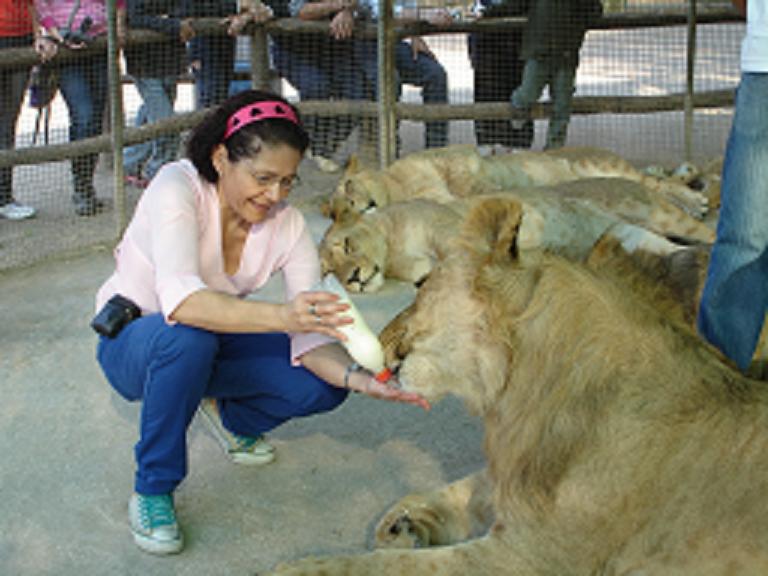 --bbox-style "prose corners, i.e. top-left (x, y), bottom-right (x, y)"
top-left (308, 303), bottom-right (317, 317)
